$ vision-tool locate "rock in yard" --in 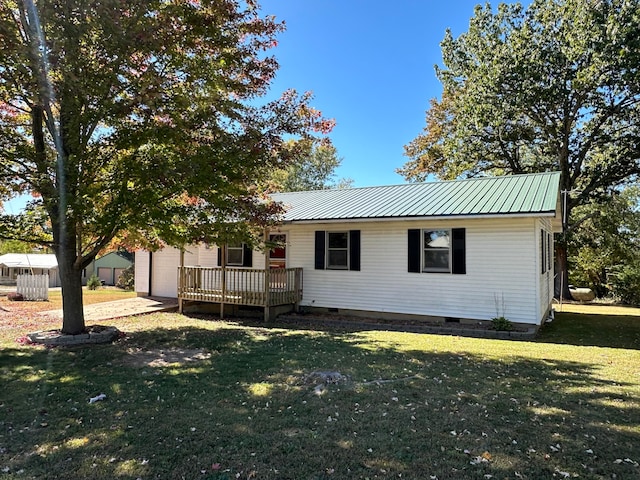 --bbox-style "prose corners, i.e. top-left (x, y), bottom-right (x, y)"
top-left (570, 287), bottom-right (595, 302)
